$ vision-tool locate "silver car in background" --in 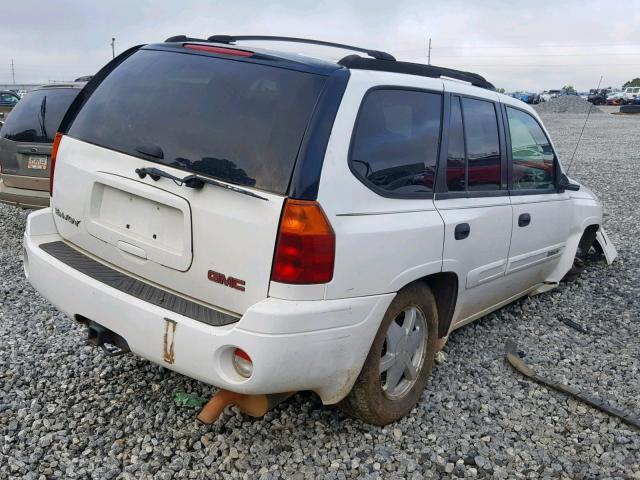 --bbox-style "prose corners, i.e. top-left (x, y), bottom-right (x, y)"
top-left (0, 83), bottom-right (84, 208)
